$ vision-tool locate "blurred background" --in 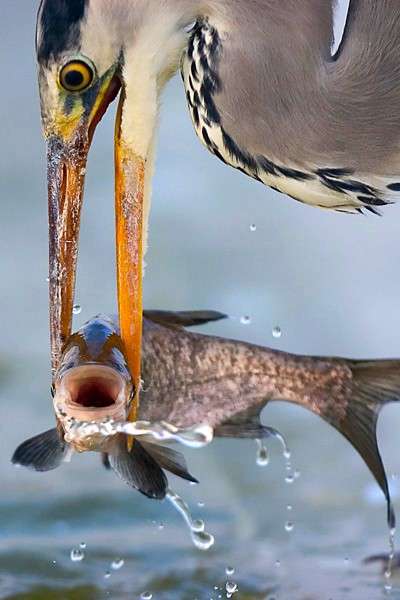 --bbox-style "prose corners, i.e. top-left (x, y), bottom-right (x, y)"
top-left (2, 1), bottom-right (400, 598)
